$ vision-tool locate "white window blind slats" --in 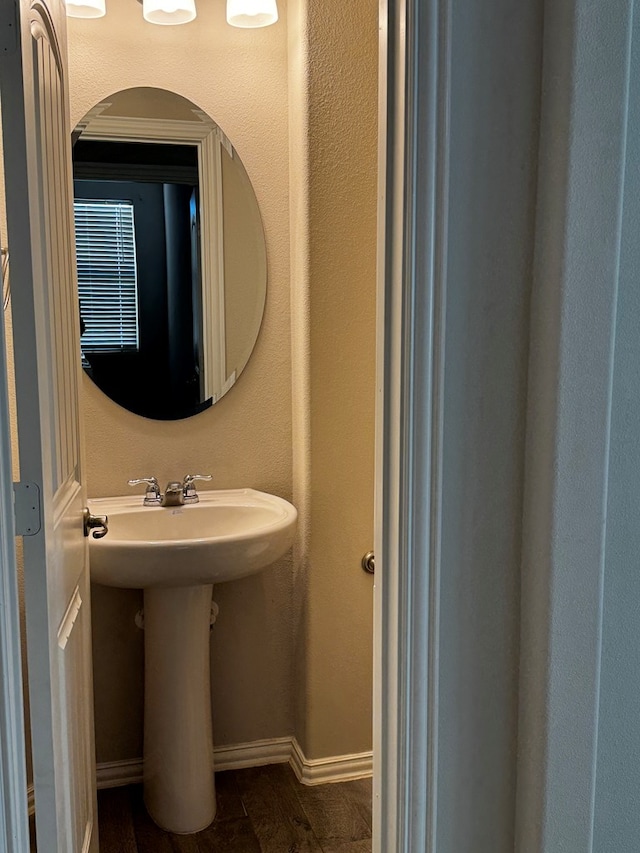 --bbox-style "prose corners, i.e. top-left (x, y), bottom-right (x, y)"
top-left (74, 199), bottom-right (140, 353)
